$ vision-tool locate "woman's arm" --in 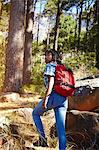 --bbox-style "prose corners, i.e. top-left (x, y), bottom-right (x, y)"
top-left (42, 76), bottom-right (54, 109)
